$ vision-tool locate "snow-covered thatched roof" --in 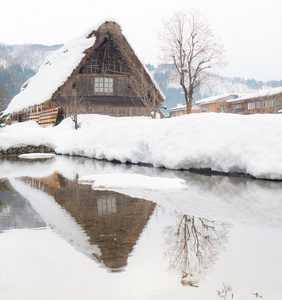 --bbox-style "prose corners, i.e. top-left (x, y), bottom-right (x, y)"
top-left (227, 86), bottom-right (282, 103)
top-left (5, 20), bottom-right (164, 115)
top-left (196, 93), bottom-right (238, 105)
top-left (5, 27), bottom-right (96, 114)
top-left (167, 103), bottom-right (200, 112)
